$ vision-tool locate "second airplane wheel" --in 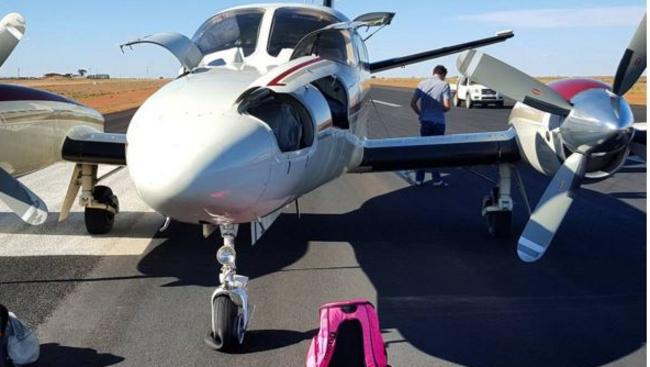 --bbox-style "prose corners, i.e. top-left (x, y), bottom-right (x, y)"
top-left (84, 186), bottom-right (117, 235)
top-left (486, 210), bottom-right (512, 238)
top-left (483, 187), bottom-right (512, 238)
top-left (207, 296), bottom-right (240, 351)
